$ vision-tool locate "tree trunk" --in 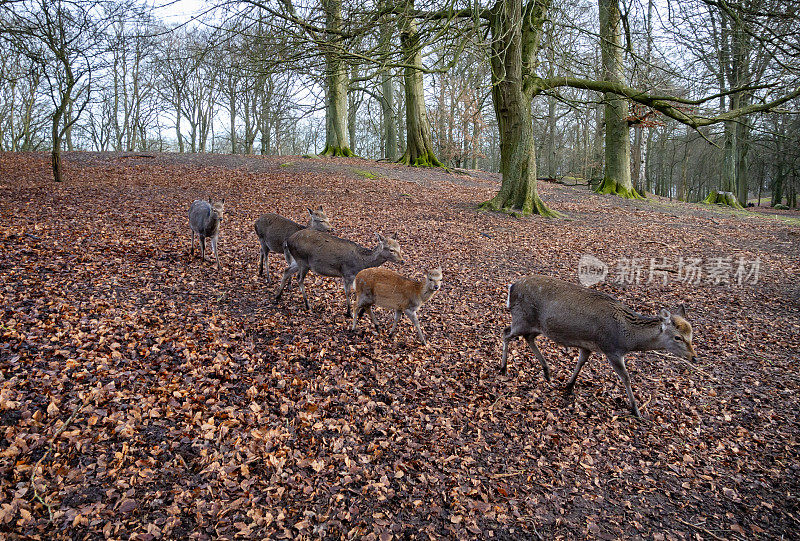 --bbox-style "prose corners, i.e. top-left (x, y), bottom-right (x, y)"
top-left (381, 74), bottom-right (397, 160)
top-left (65, 99), bottom-right (74, 152)
top-left (52, 112), bottom-right (63, 182)
top-left (545, 93), bottom-right (557, 177)
top-left (735, 115), bottom-right (750, 205)
top-left (721, 118), bottom-right (737, 193)
top-left (379, 3), bottom-right (398, 160)
top-left (596, 0), bottom-right (641, 198)
top-left (230, 92), bottom-right (237, 154)
top-left (632, 123), bottom-right (643, 193)
top-left (397, 1), bottom-right (442, 167)
top-left (176, 96), bottom-right (184, 153)
top-left (771, 157), bottom-right (784, 207)
top-left (471, 111), bottom-right (479, 170)
top-left (480, 0), bottom-right (558, 217)
top-left (589, 99), bottom-right (604, 183)
top-left (320, 0), bottom-right (353, 157)
top-left (678, 124), bottom-right (690, 201)
top-left (703, 190), bottom-right (743, 209)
